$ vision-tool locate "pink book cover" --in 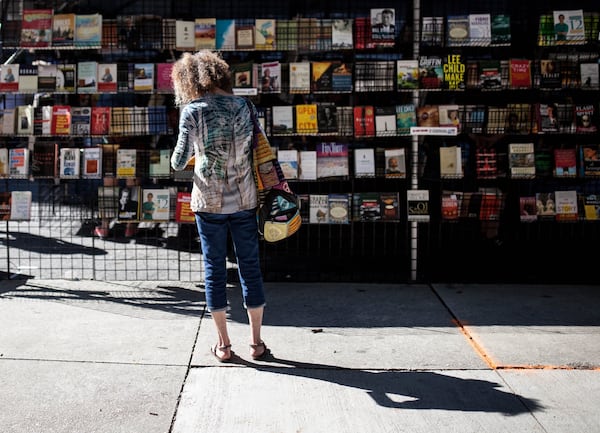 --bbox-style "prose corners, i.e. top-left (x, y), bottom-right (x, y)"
top-left (156, 63), bottom-right (174, 92)
top-left (91, 106), bottom-right (111, 135)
